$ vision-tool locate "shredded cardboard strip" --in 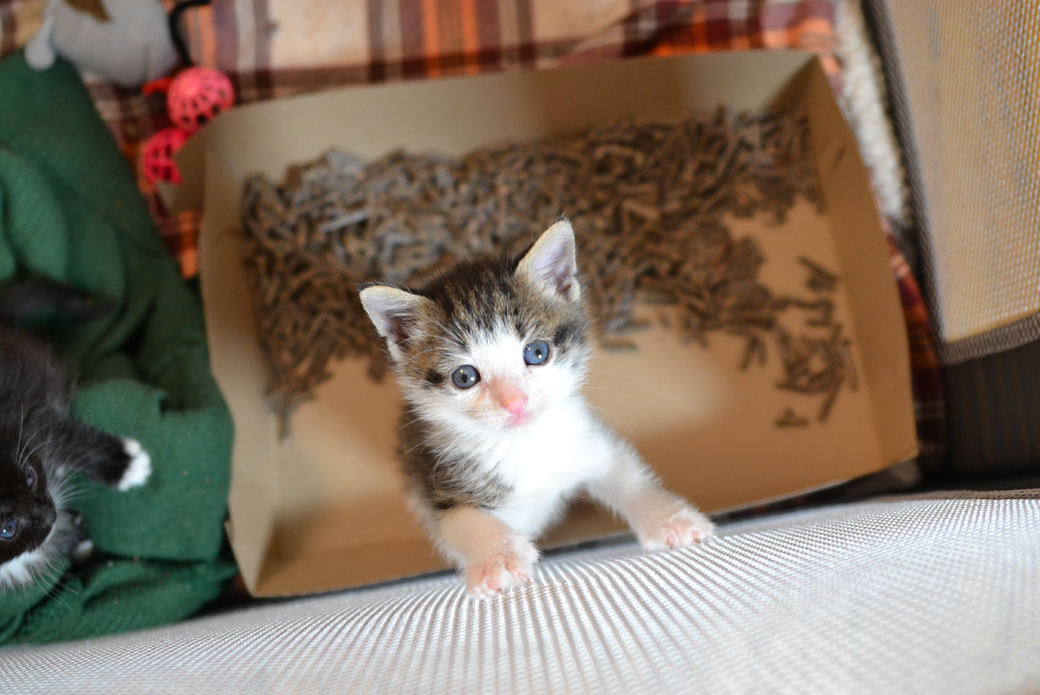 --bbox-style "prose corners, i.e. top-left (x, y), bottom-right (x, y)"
top-left (240, 108), bottom-right (858, 435)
